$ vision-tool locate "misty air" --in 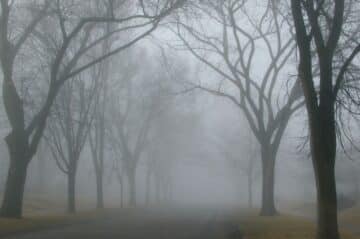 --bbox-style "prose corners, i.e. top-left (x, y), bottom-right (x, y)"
top-left (0, 1), bottom-right (359, 239)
